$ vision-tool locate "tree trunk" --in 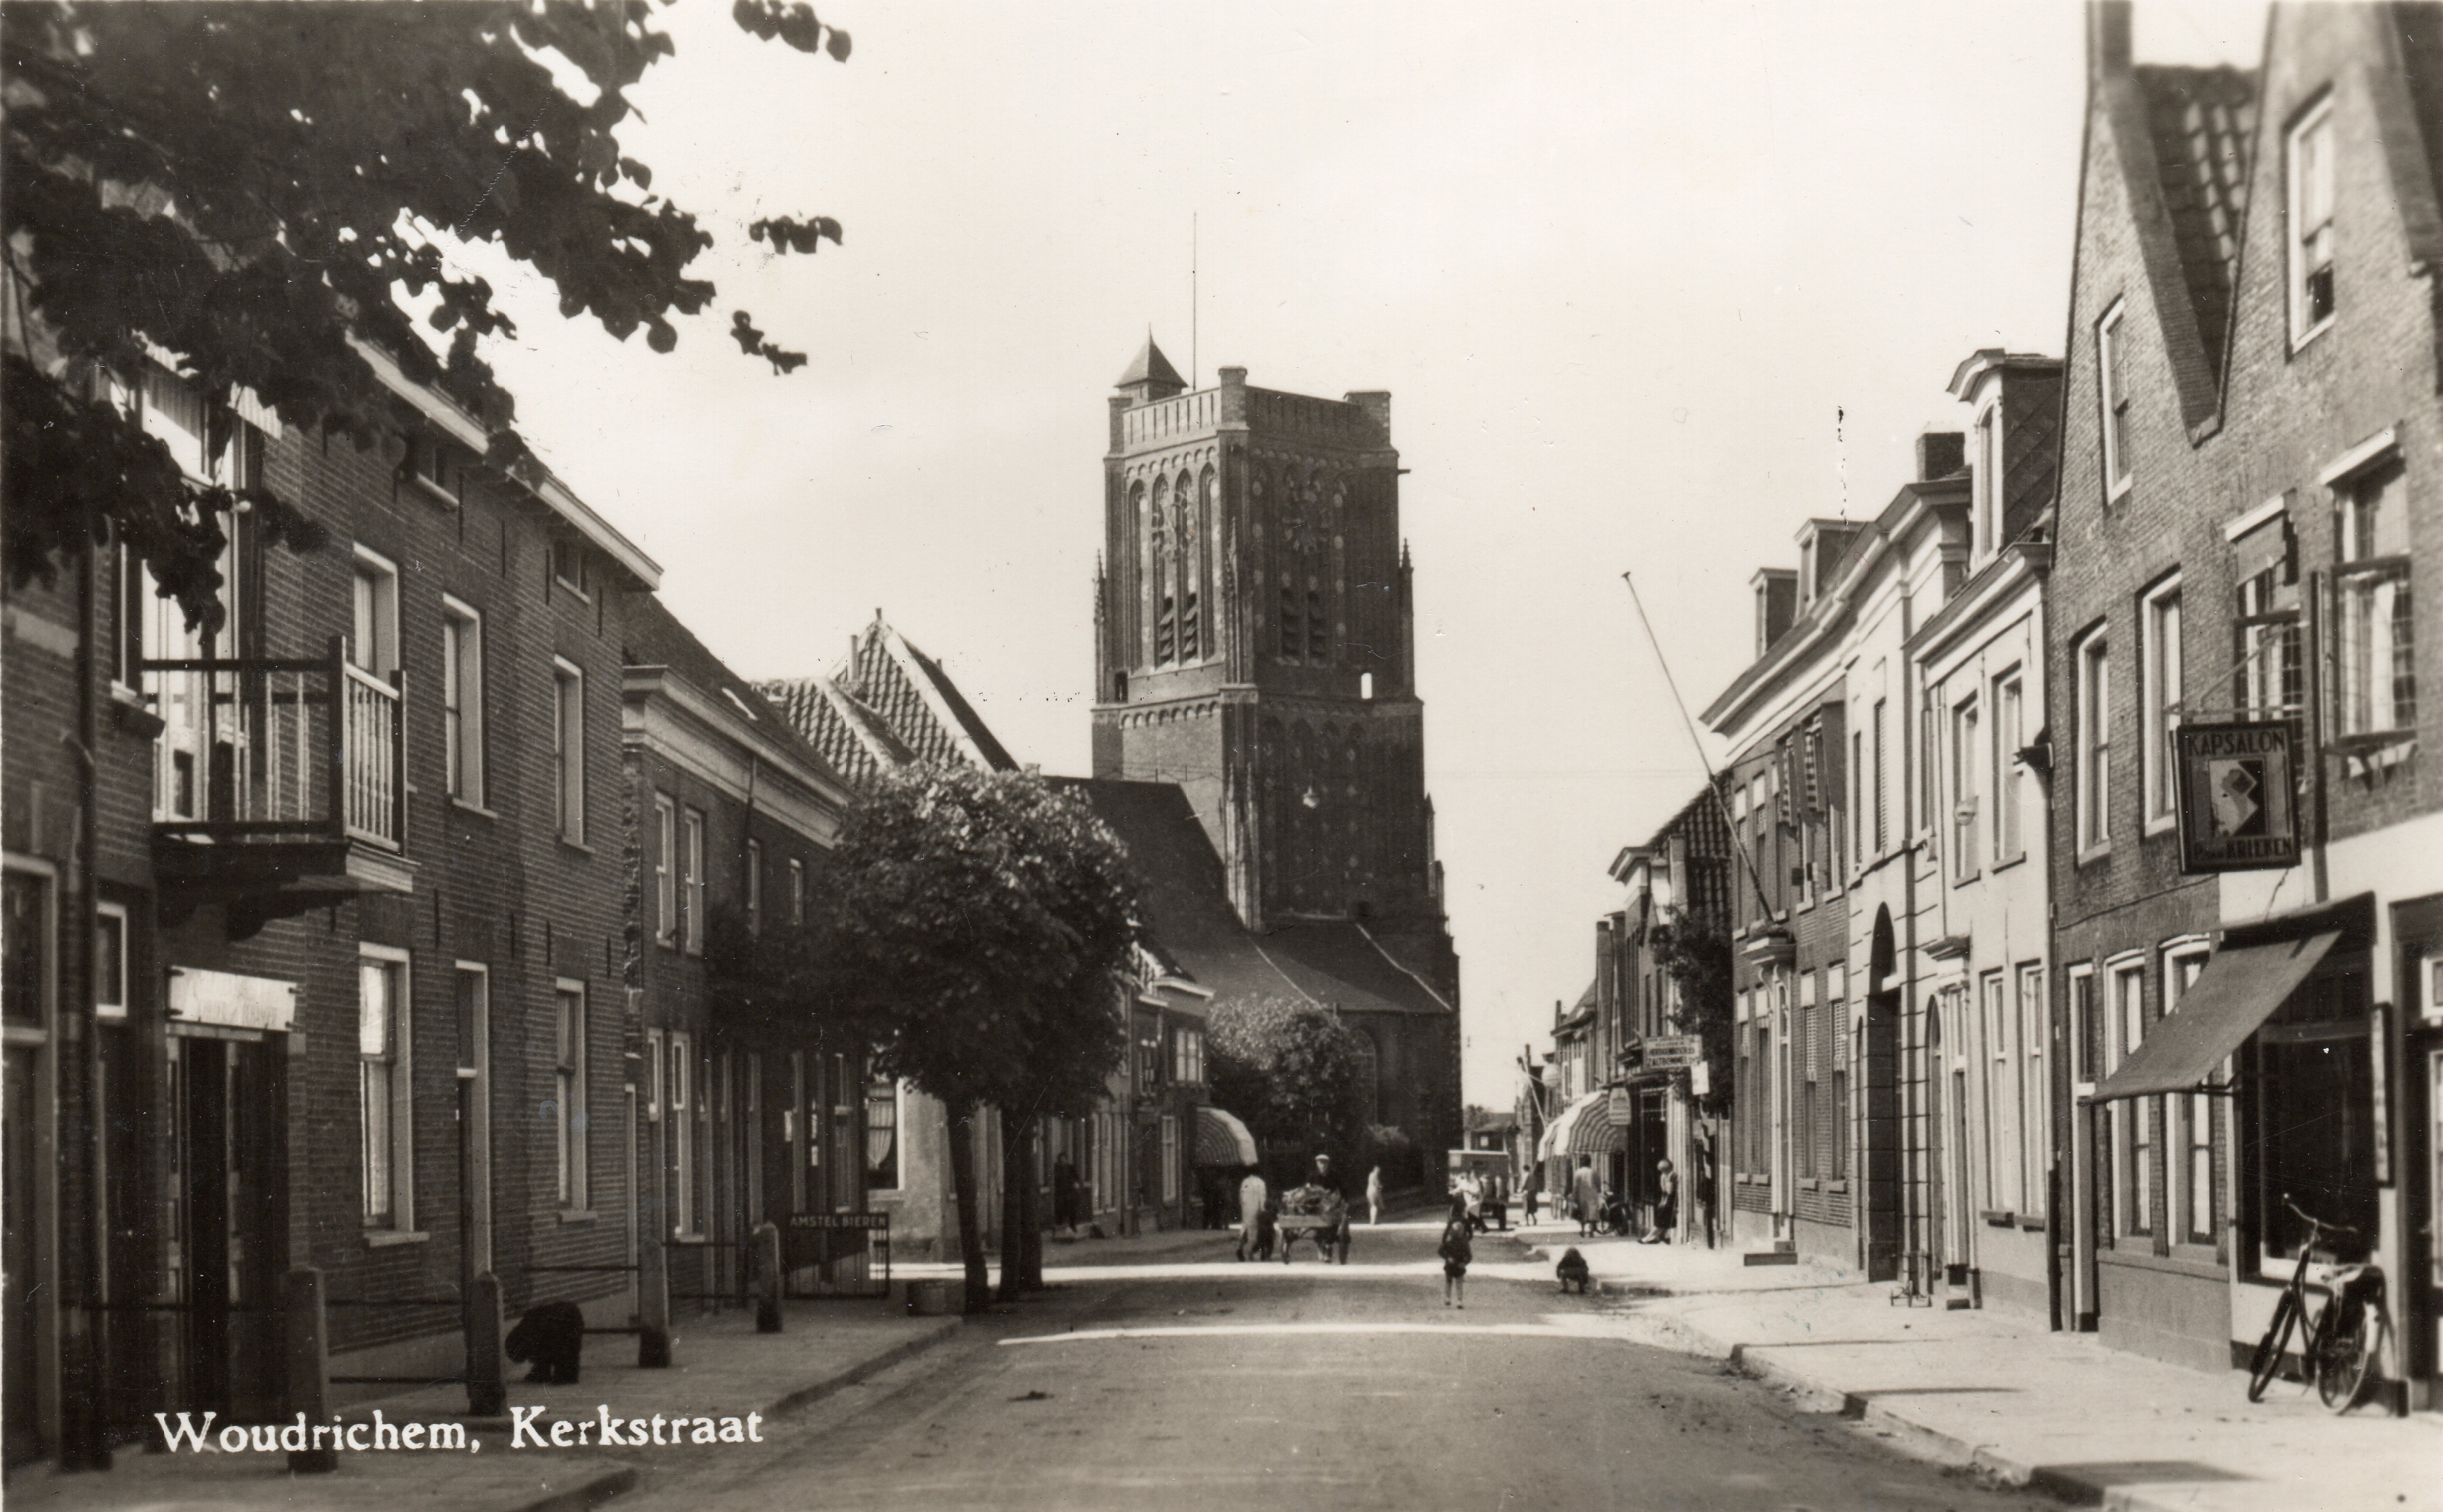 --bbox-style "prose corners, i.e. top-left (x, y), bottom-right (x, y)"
top-left (996, 1108), bottom-right (1026, 1301)
top-left (1018, 1119), bottom-right (1046, 1291)
top-left (944, 1099), bottom-right (991, 1313)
